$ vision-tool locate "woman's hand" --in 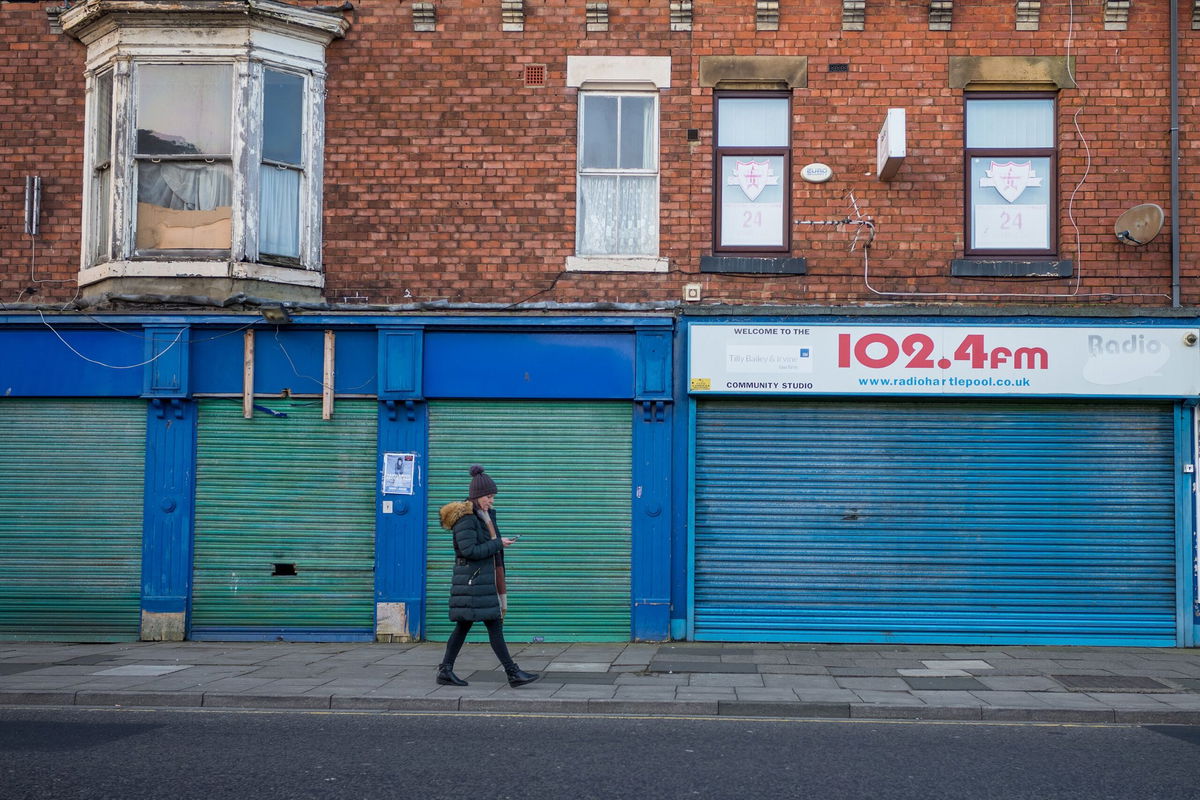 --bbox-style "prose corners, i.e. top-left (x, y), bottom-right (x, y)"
top-left (501, 537), bottom-right (517, 547)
